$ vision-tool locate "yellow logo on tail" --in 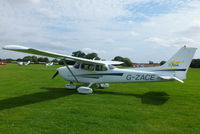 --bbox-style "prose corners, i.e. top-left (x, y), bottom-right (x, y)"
top-left (169, 61), bottom-right (183, 66)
